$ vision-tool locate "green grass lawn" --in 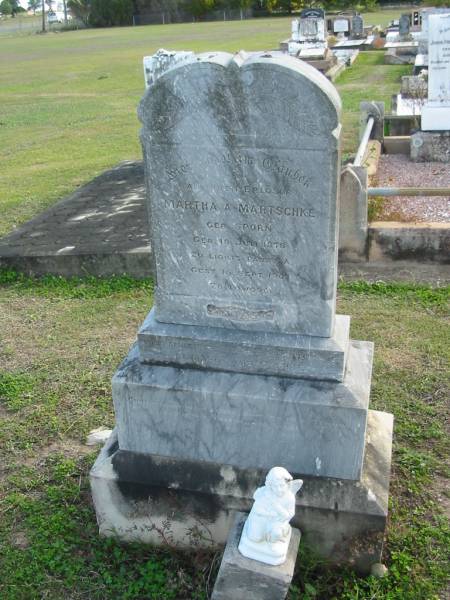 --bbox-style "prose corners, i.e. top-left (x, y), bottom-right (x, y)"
top-left (0, 10), bottom-right (412, 238)
top-left (0, 274), bottom-right (448, 599)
